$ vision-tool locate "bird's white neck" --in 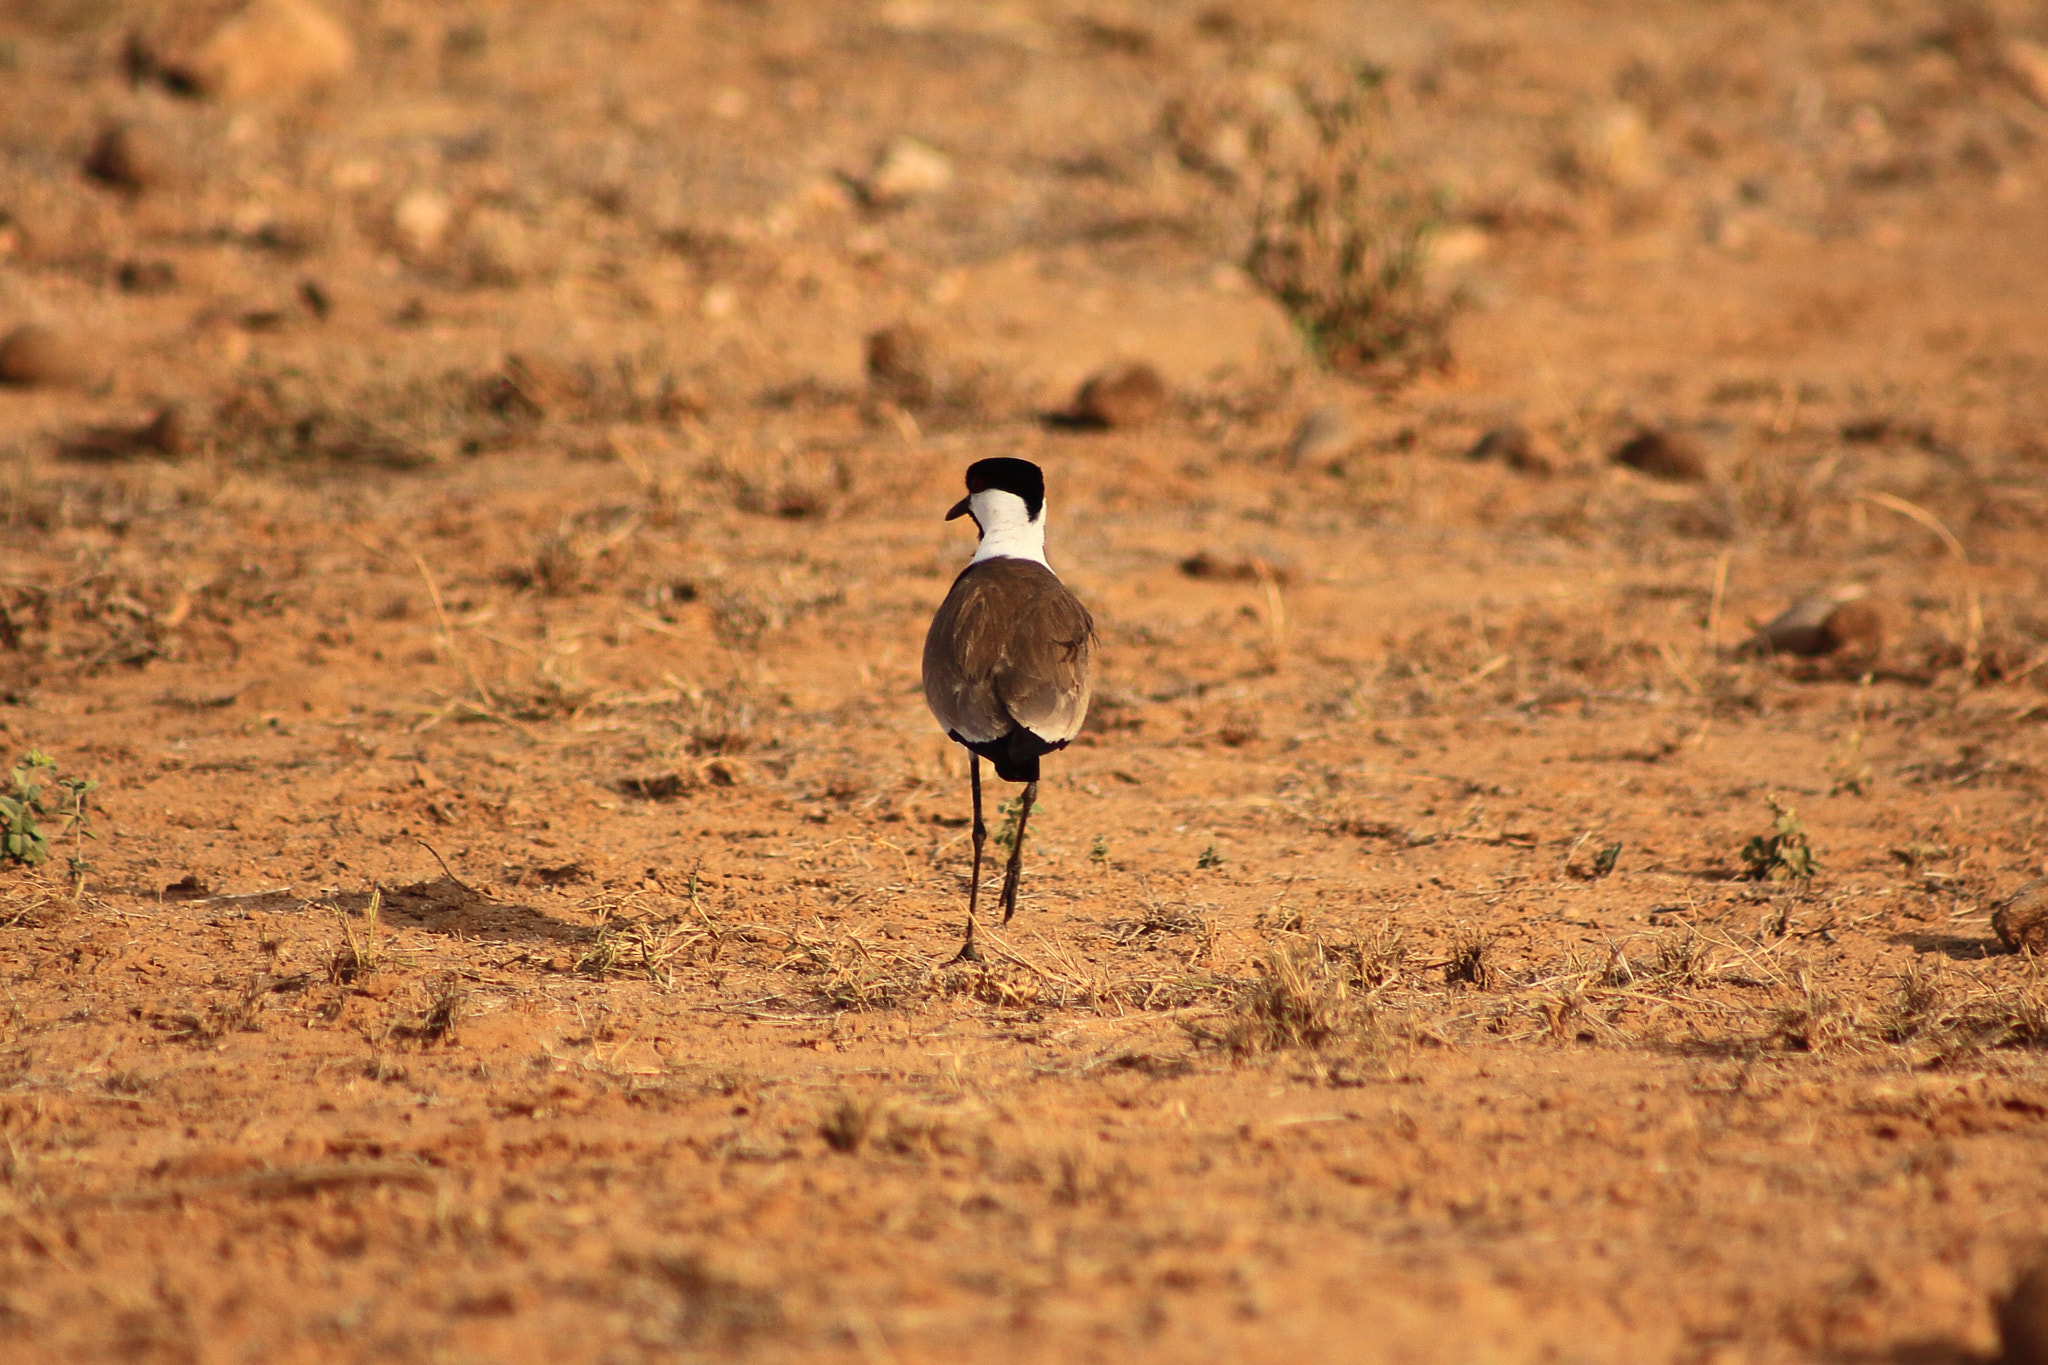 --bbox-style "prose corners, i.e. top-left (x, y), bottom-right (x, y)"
top-left (967, 488), bottom-right (1050, 568)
